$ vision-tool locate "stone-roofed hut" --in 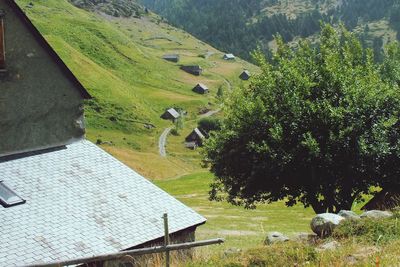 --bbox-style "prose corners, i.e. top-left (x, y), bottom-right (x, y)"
top-left (185, 128), bottom-right (206, 147)
top-left (192, 83), bottom-right (209, 94)
top-left (0, 1), bottom-right (206, 265)
top-left (223, 53), bottom-right (235, 60)
top-left (180, 65), bottom-right (203, 76)
top-left (161, 108), bottom-right (180, 122)
top-left (239, 70), bottom-right (251, 80)
top-left (162, 54), bottom-right (180, 63)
